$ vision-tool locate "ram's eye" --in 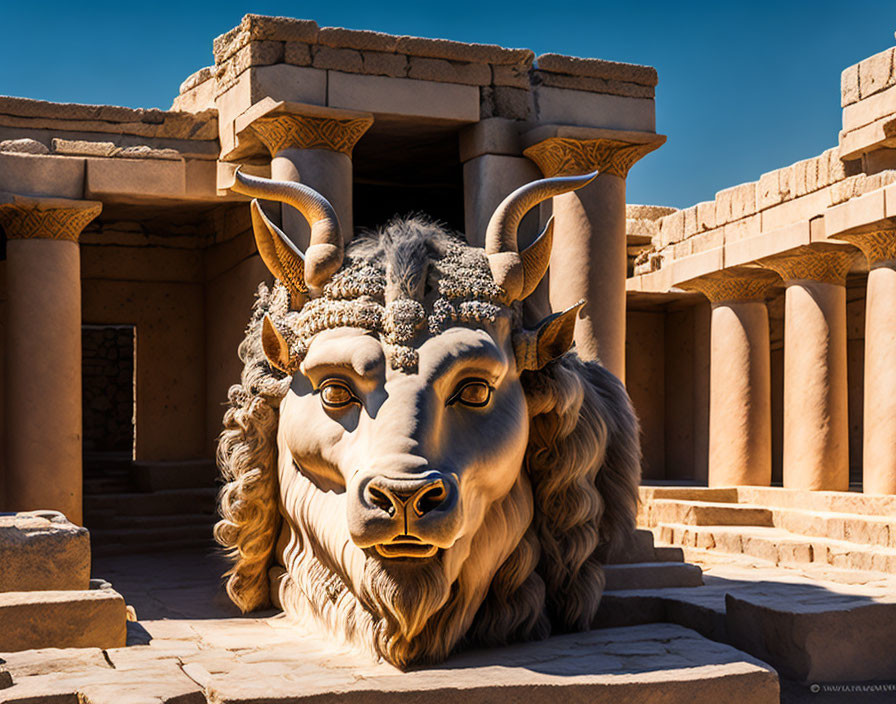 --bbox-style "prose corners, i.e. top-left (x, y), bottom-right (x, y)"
top-left (447, 379), bottom-right (493, 408)
top-left (319, 380), bottom-right (358, 408)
